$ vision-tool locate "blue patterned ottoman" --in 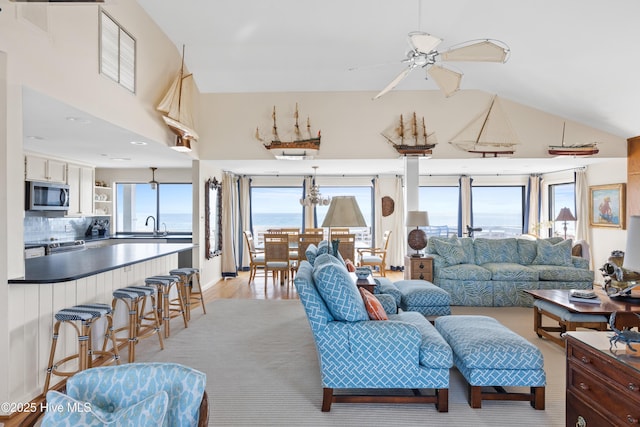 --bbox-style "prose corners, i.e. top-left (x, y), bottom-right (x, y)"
top-left (435, 315), bottom-right (545, 409)
top-left (394, 280), bottom-right (451, 317)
